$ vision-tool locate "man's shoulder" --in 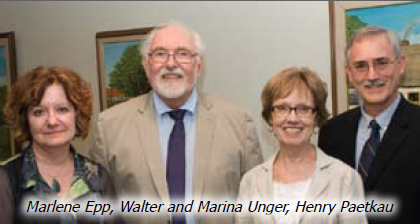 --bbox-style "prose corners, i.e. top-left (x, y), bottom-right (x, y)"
top-left (99, 94), bottom-right (149, 120)
top-left (402, 98), bottom-right (420, 115)
top-left (322, 107), bottom-right (360, 128)
top-left (201, 93), bottom-right (250, 116)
